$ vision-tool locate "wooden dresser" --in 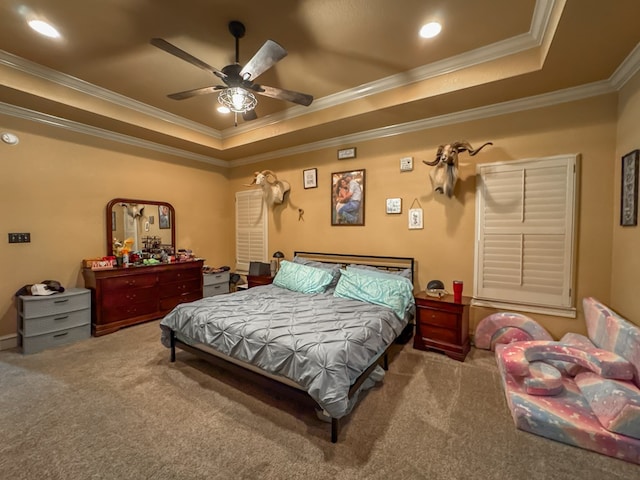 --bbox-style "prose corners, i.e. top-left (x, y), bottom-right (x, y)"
top-left (83, 260), bottom-right (203, 336)
top-left (413, 292), bottom-right (471, 361)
